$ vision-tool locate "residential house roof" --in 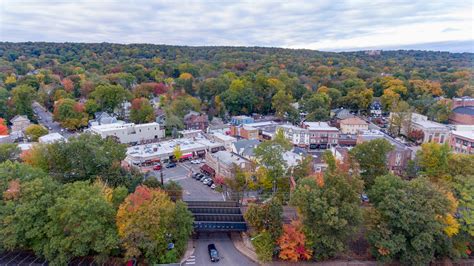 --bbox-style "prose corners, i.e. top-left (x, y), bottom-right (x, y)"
top-left (340, 117), bottom-right (368, 126)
